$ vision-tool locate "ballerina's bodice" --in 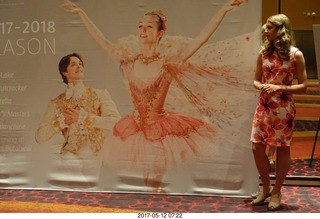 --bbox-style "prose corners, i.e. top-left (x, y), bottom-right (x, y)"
top-left (129, 67), bottom-right (171, 125)
top-left (115, 57), bottom-right (208, 141)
